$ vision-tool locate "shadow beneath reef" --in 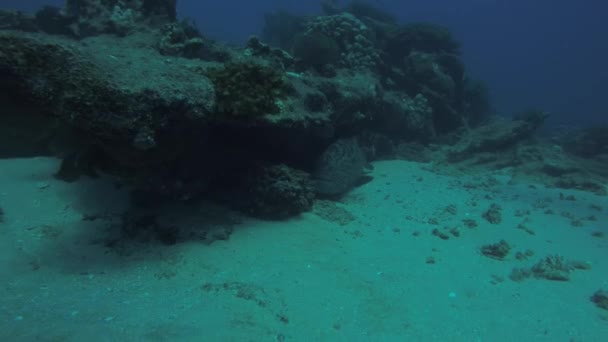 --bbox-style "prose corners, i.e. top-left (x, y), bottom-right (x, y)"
top-left (19, 172), bottom-right (248, 275)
